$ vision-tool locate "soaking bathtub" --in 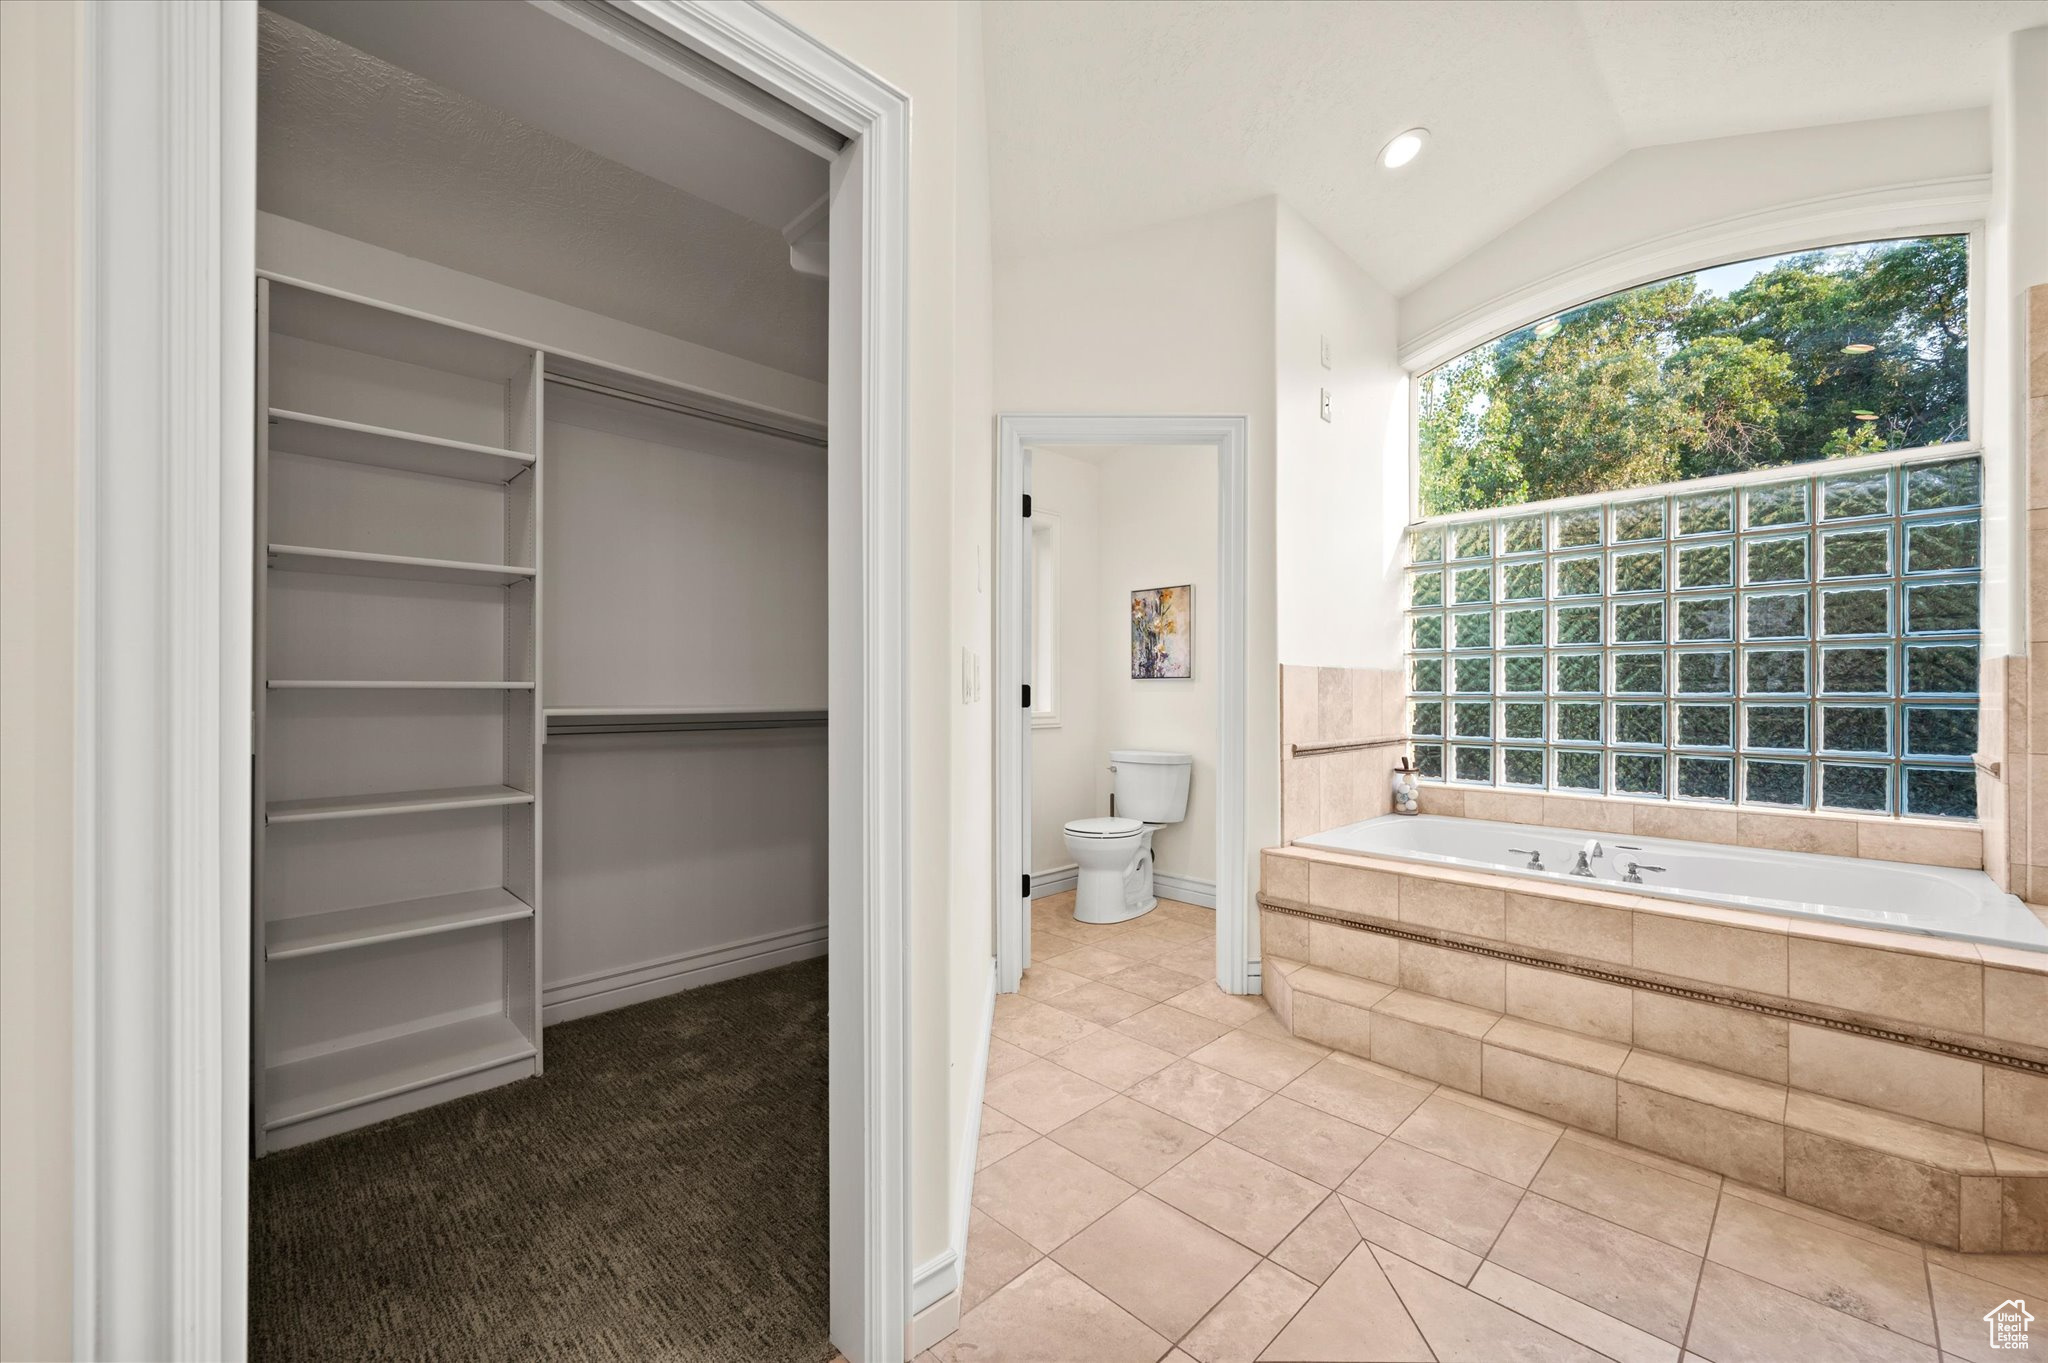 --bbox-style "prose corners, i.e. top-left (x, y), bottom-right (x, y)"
top-left (1296, 814), bottom-right (2048, 951)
